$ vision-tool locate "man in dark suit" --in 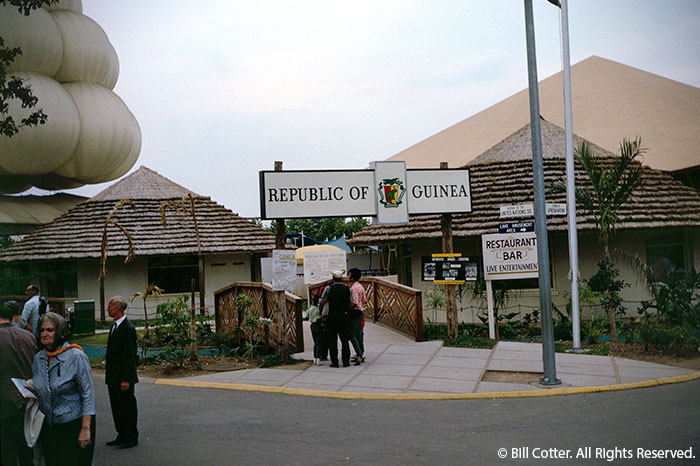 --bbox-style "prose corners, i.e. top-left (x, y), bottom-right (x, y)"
top-left (105, 296), bottom-right (139, 449)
